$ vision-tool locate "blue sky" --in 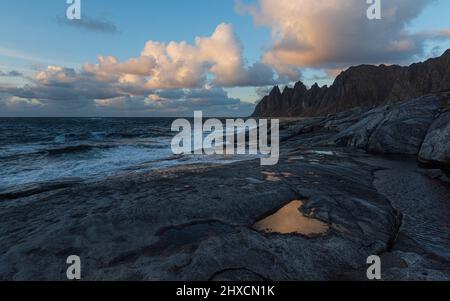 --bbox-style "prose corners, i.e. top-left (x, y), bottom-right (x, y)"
top-left (0, 1), bottom-right (268, 69)
top-left (1, 0), bottom-right (450, 116)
